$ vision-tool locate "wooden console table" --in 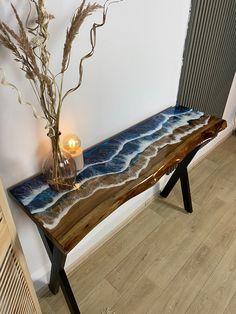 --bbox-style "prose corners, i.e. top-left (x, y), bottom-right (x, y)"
top-left (9, 106), bottom-right (226, 313)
